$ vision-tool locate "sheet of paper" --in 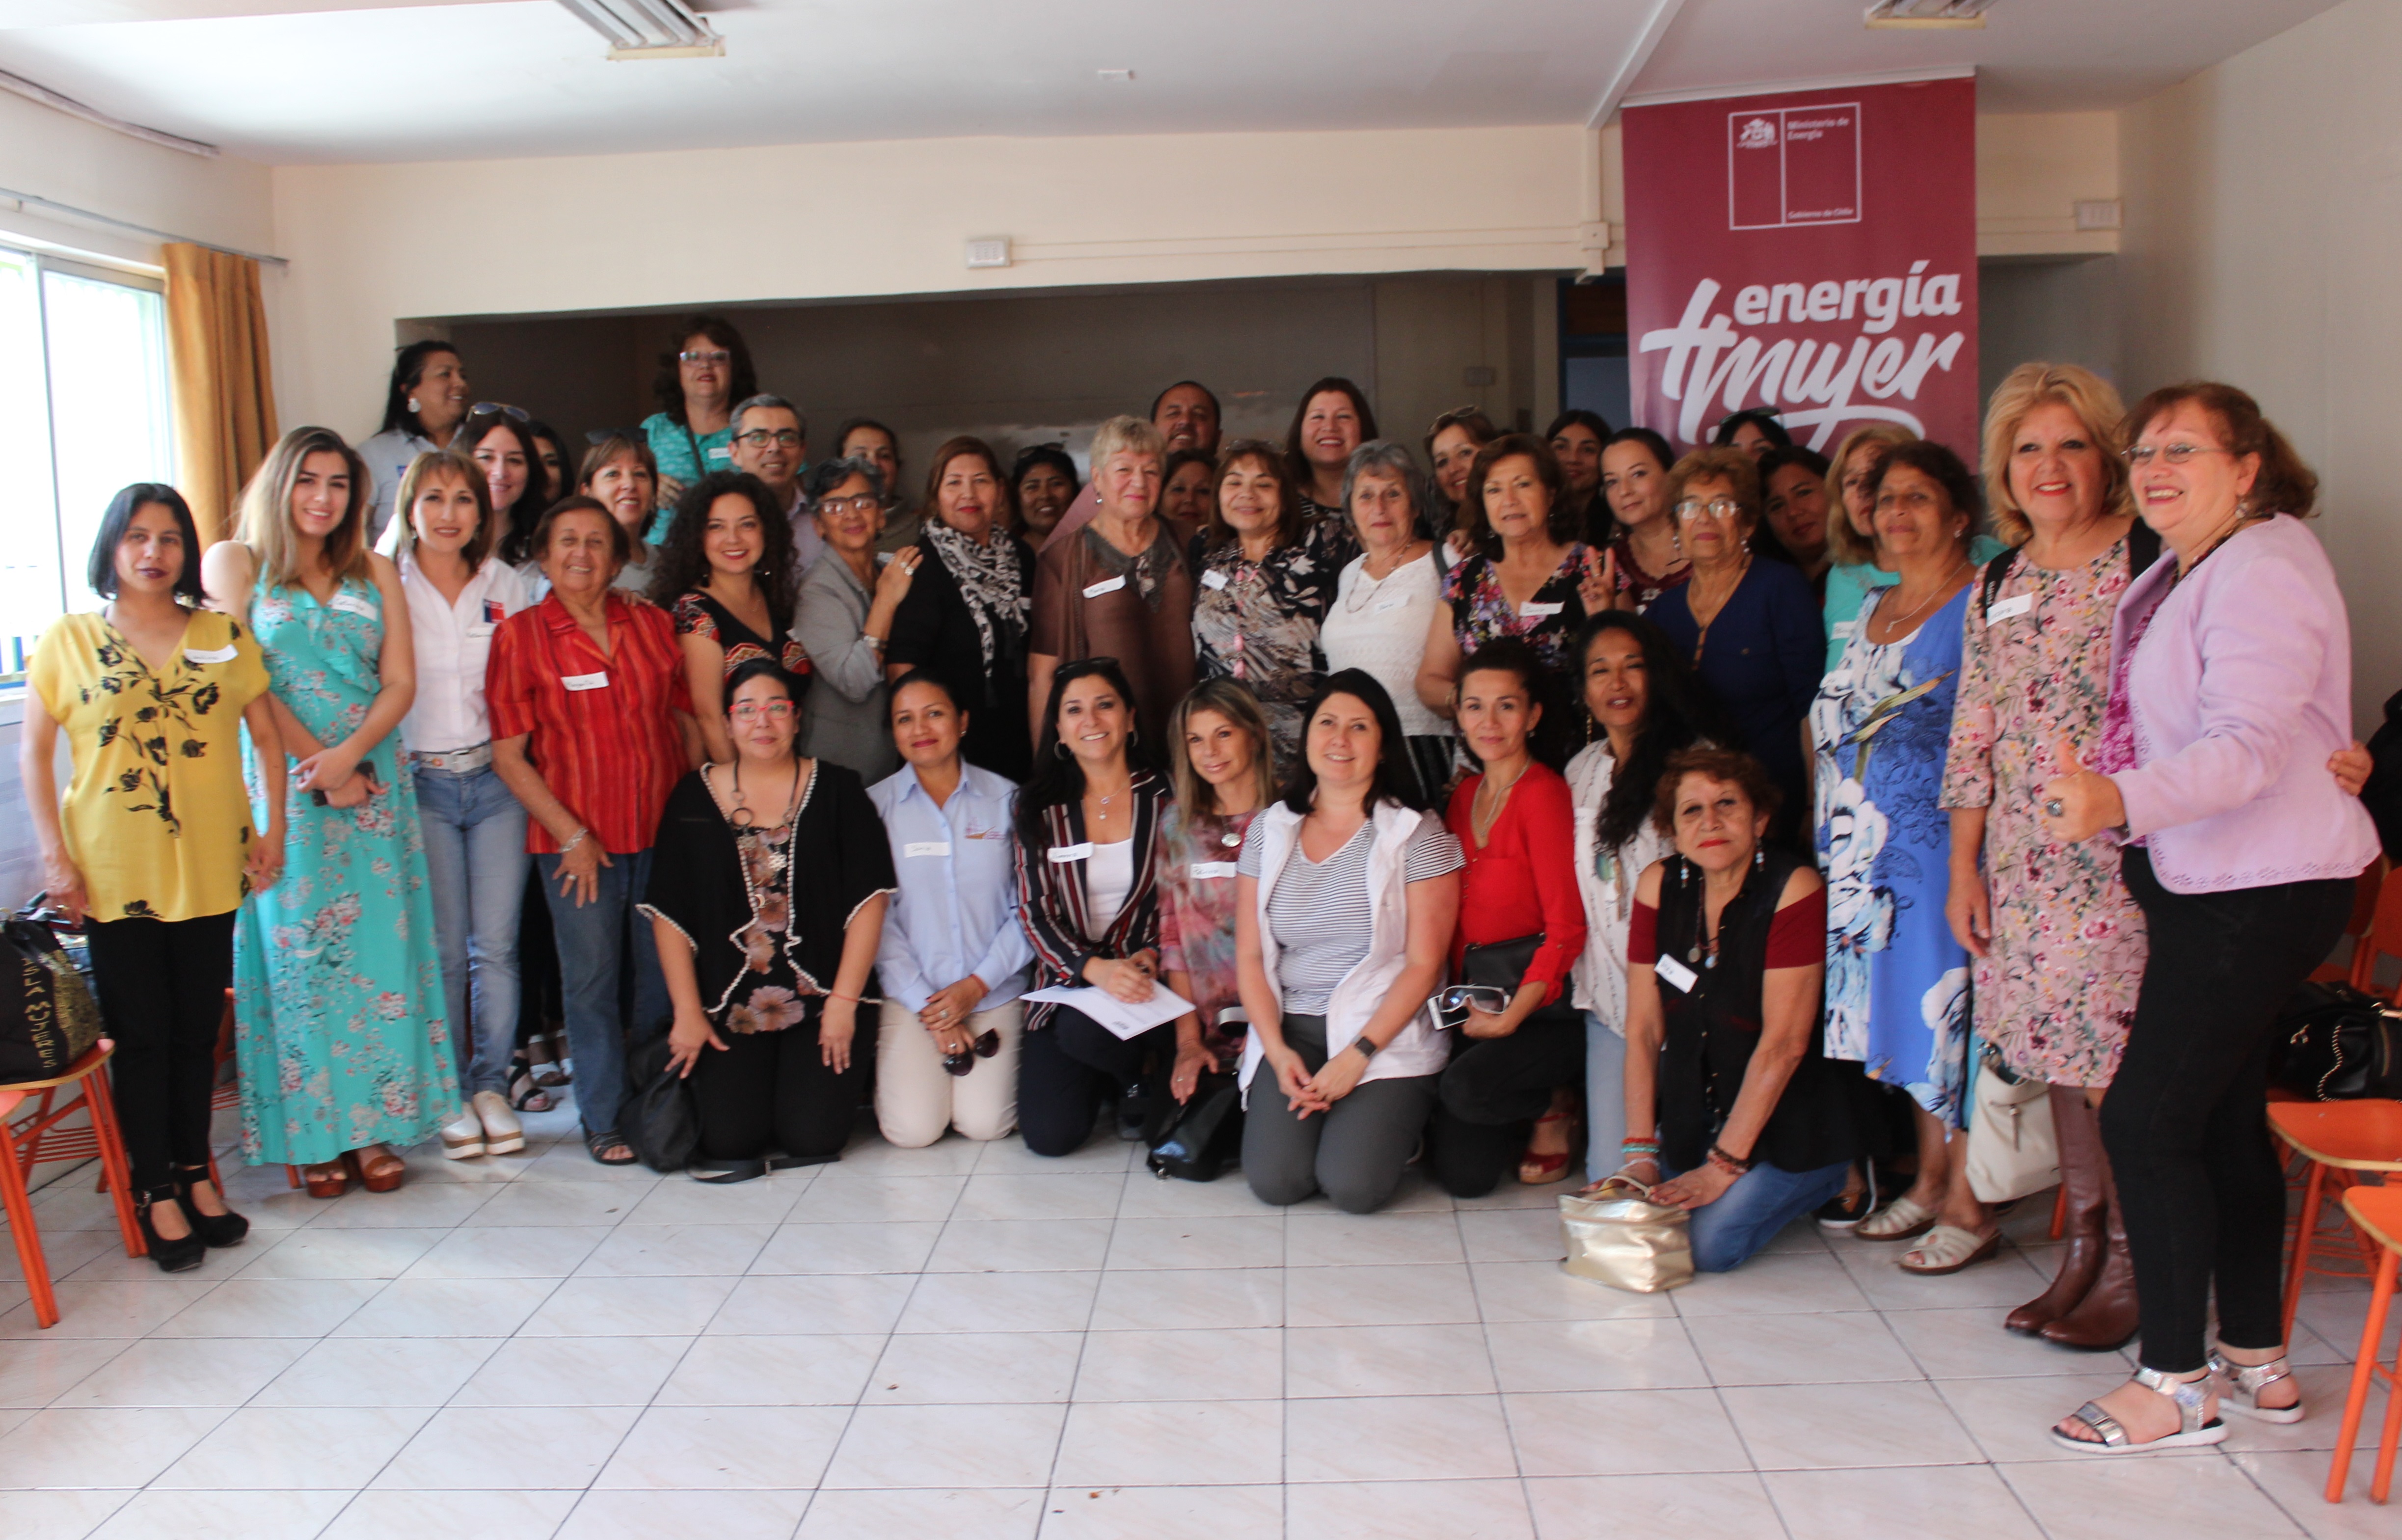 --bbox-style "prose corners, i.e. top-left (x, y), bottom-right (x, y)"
top-left (1020, 982), bottom-right (1196, 1040)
